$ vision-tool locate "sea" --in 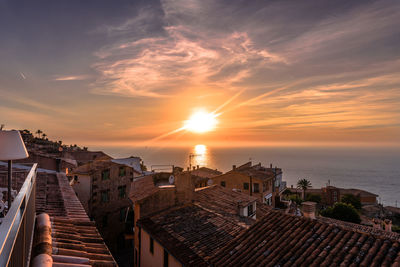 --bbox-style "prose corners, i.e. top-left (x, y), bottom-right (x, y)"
top-left (91, 145), bottom-right (400, 207)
